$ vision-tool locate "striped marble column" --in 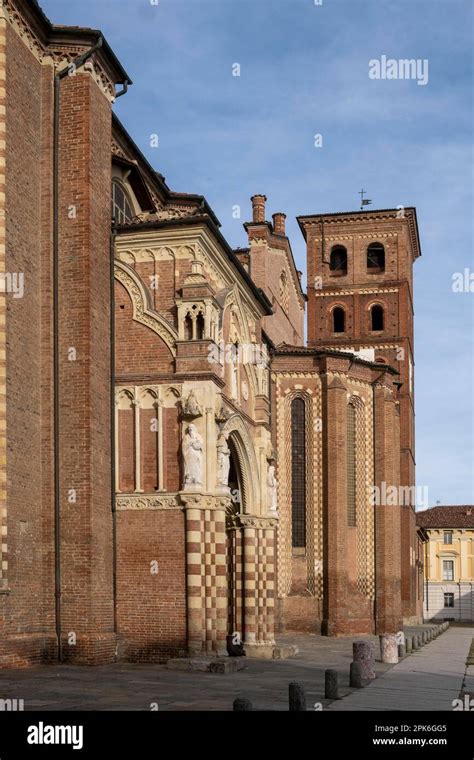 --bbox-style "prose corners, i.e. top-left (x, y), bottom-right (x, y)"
top-left (243, 525), bottom-right (257, 644)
